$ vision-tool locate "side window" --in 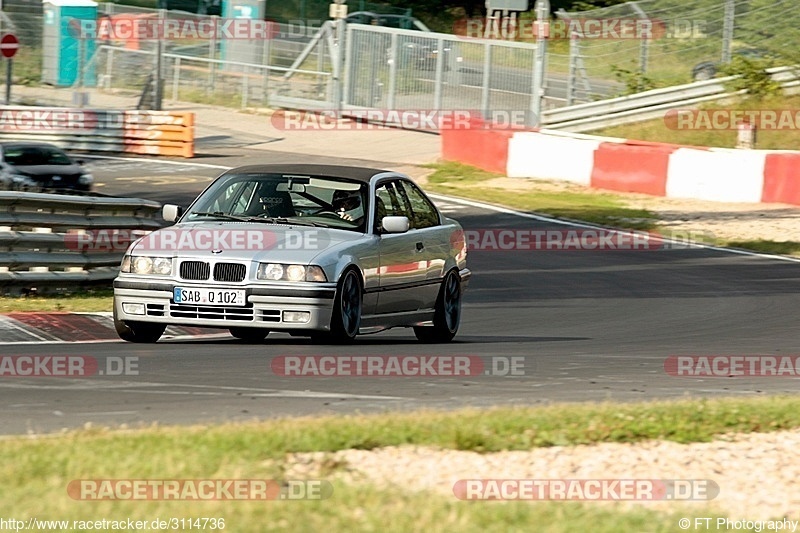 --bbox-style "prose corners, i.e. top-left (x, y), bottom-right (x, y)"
top-left (374, 181), bottom-right (407, 232)
top-left (399, 181), bottom-right (439, 229)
